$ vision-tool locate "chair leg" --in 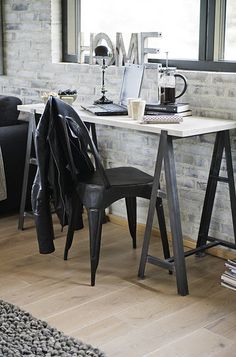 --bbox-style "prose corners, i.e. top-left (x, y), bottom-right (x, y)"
top-left (125, 197), bottom-right (137, 249)
top-left (88, 208), bottom-right (103, 286)
top-left (155, 197), bottom-right (170, 259)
